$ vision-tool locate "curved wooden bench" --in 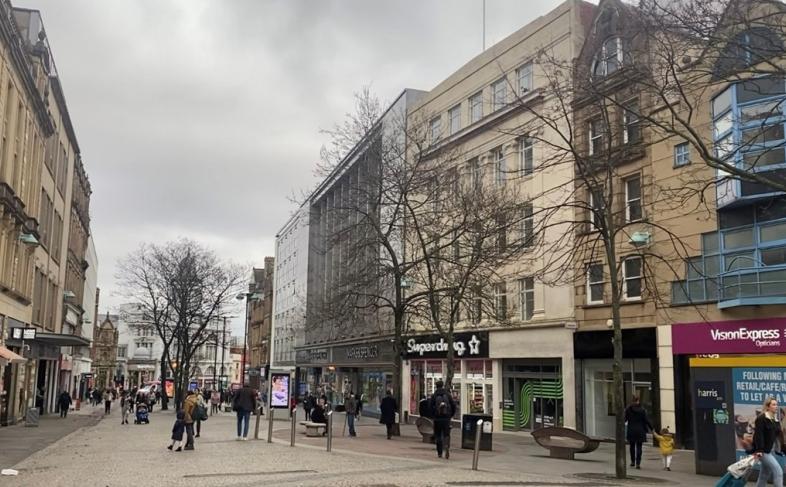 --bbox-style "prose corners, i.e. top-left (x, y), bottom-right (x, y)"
top-left (416, 417), bottom-right (434, 443)
top-left (531, 427), bottom-right (602, 460)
